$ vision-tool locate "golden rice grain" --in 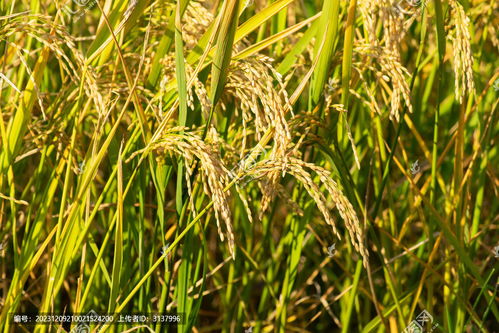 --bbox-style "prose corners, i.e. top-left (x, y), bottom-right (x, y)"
top-left (244, 158), bottom-right (369, 267)
top-left (223, 55), bottom-right (292, 216)
top-left (130, 129), bottom-right (236, 257)
top-left (356, 1), bottom-right (415, 121)
top-left (448, 0), bottom-right (475, 103)
top-left (355, 44), bottom-right (412, 121)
